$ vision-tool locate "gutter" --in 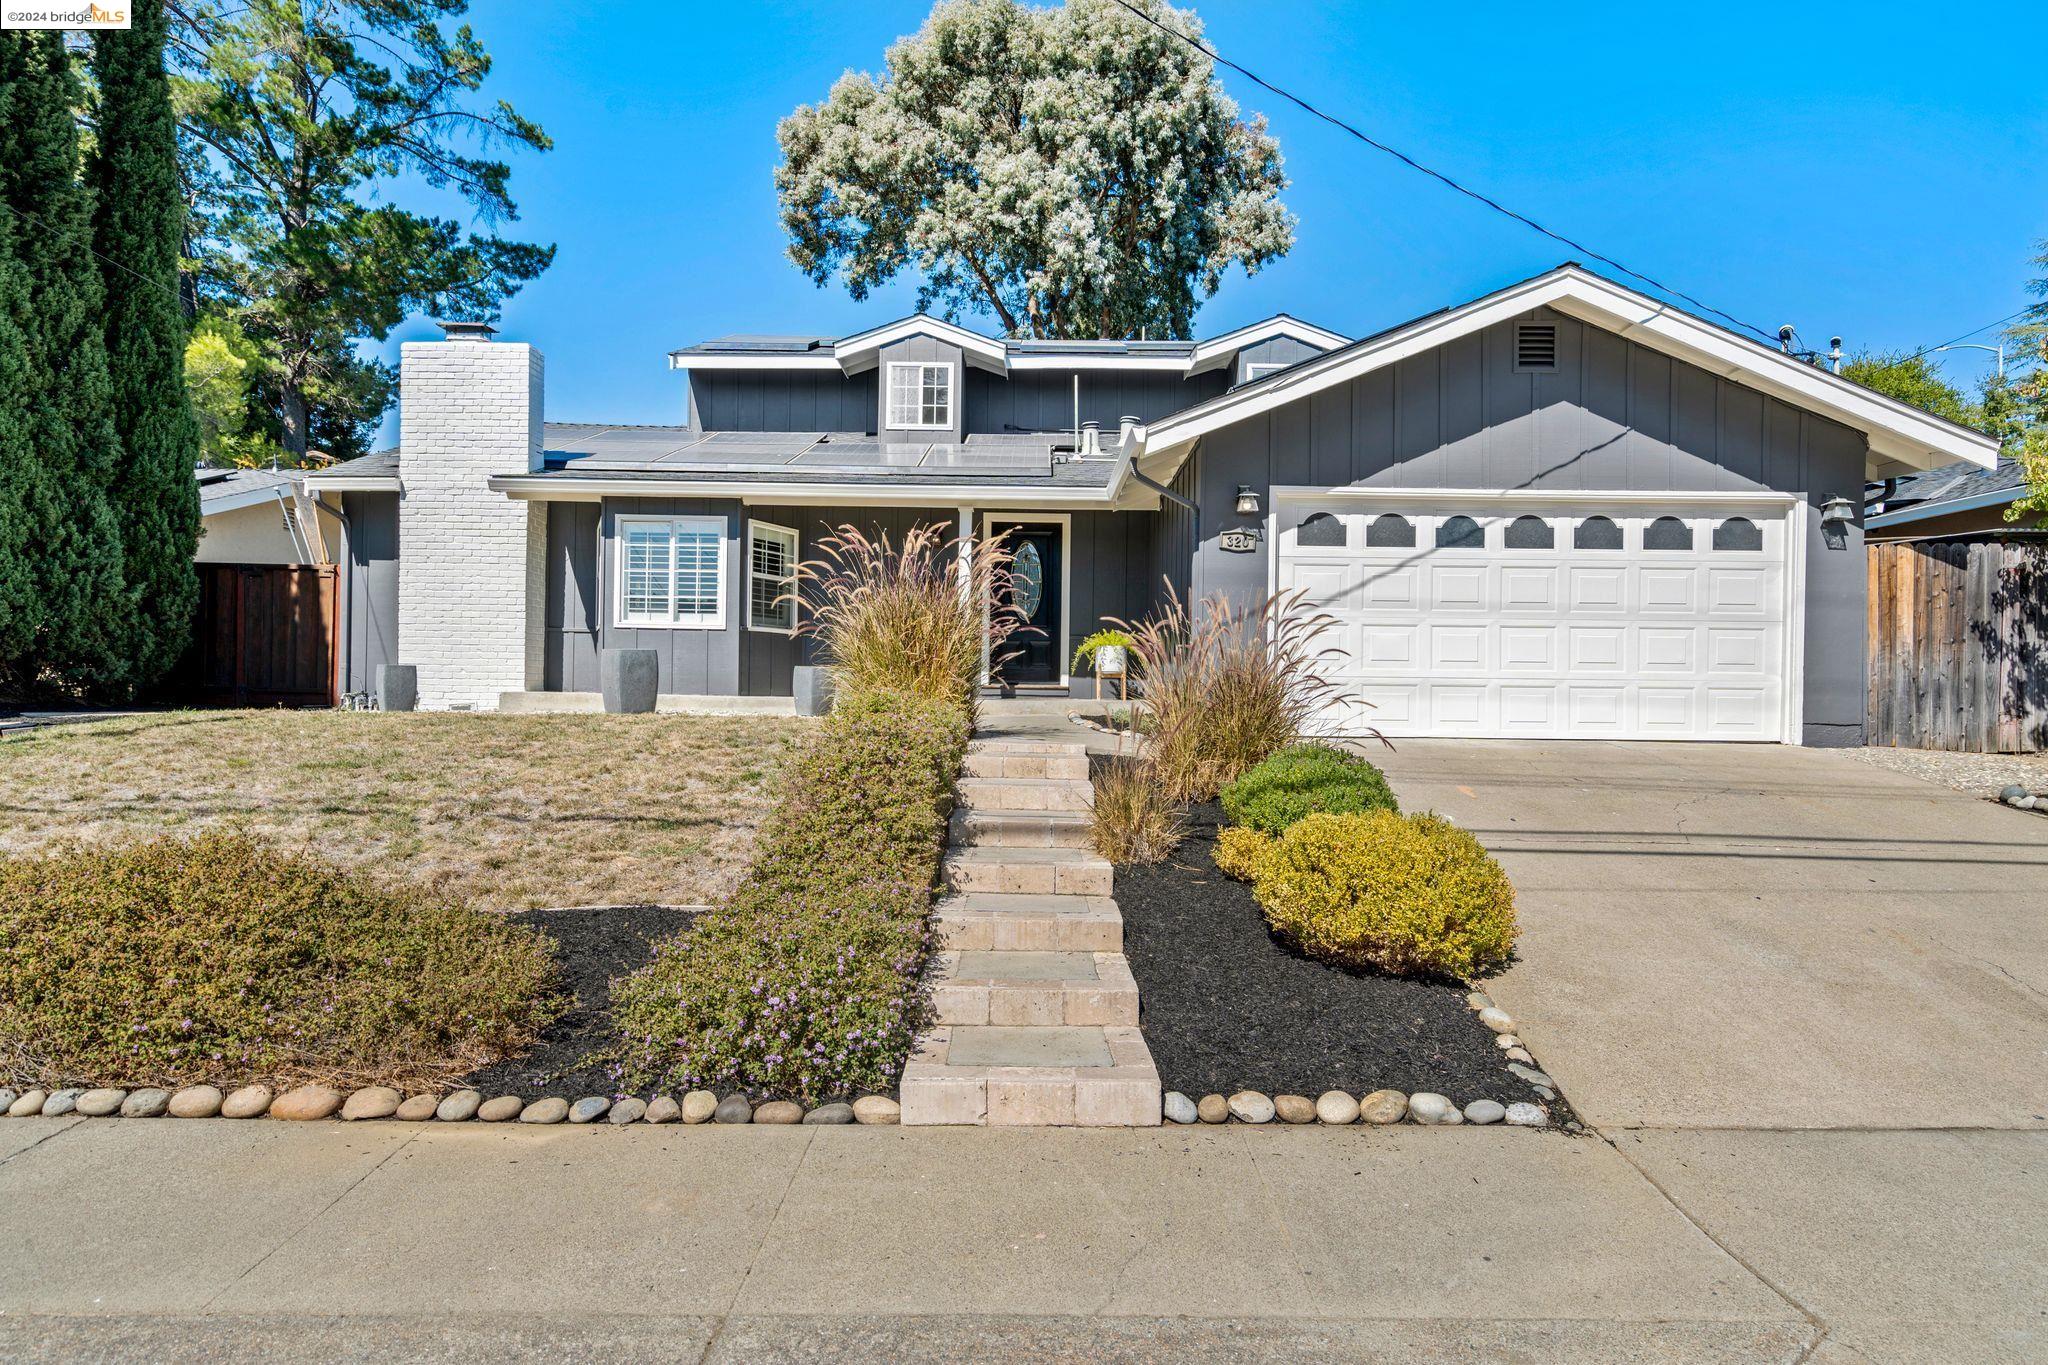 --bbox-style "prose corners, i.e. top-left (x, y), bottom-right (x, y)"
top-left (486, 473), bottom-right (1124, 507)
top-left (313, 493), bottom-right (353, 700)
